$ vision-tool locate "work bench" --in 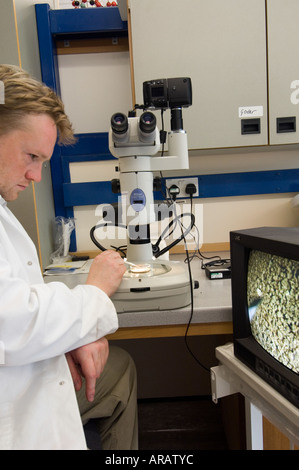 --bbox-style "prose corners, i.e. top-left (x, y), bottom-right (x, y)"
top-left (44, 253), bottom-right (233, 340)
